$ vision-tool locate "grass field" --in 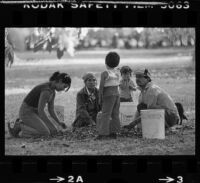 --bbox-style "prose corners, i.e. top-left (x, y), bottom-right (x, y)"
top-left (5, 48), bottom-right (195, 155)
